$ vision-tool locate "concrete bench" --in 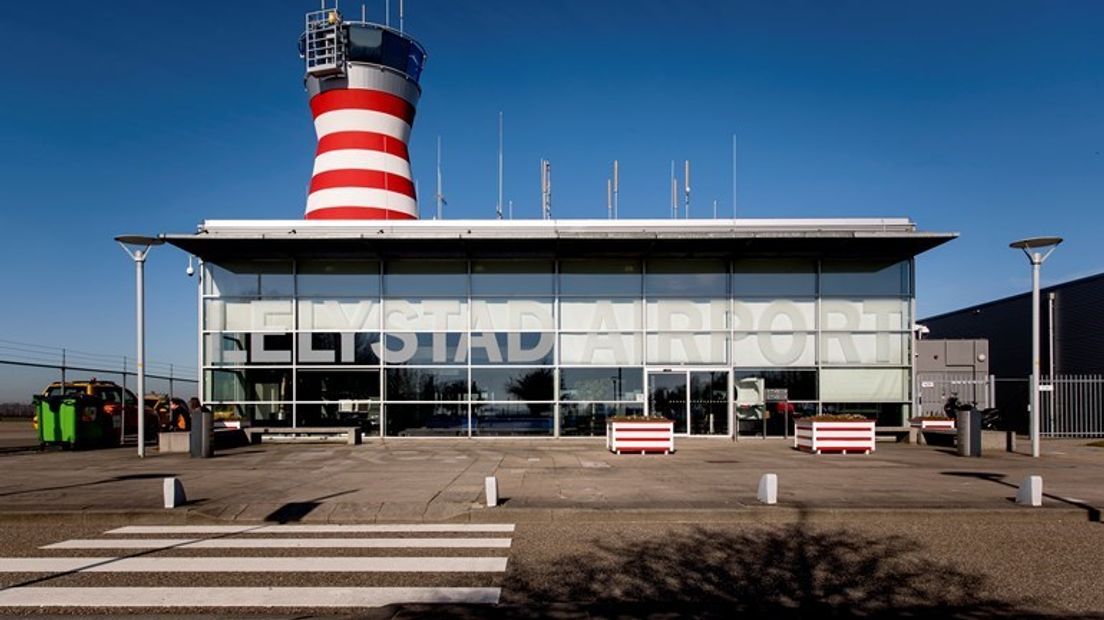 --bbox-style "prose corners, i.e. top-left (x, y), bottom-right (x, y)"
top-left (246, 426), bottom-right (362, 446)
top-left (875, 426), bottom-right (913, 443)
